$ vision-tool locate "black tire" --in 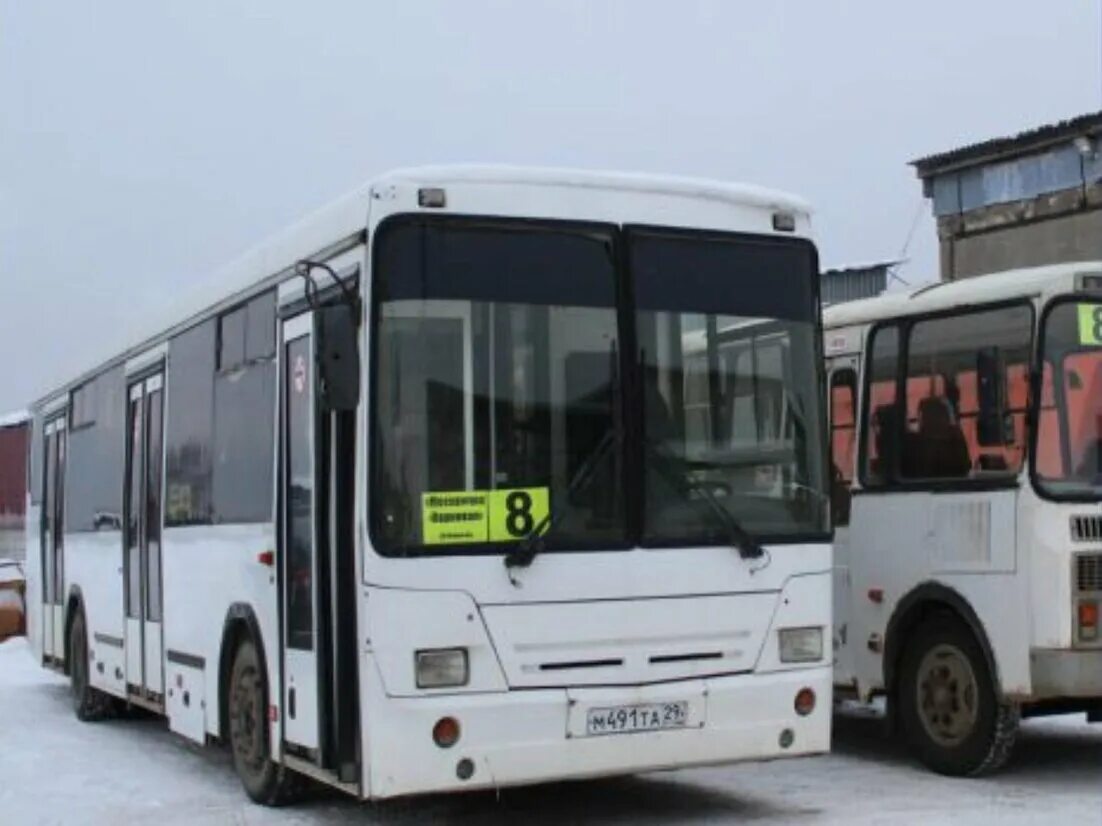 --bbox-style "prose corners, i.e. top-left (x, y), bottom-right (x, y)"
top-left (227, 638), bottom-right (303, 806)
top-left (897, 614), bottom-right (1019, 776)
top-left (69, 610), bottom-right (114, 722)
